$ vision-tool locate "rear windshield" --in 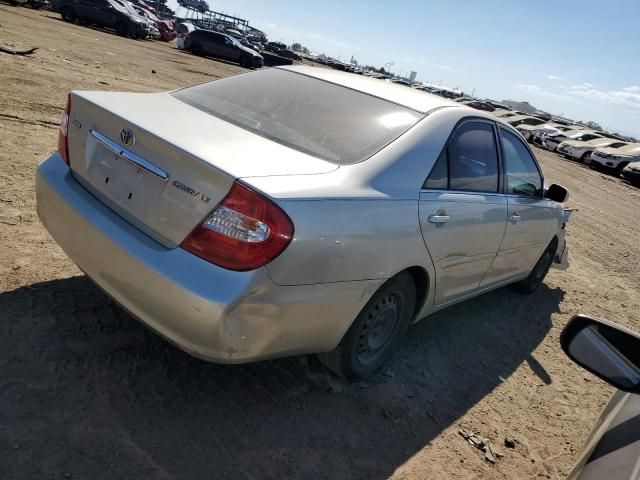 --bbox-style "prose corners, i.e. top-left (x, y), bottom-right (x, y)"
top-left (171, 69), bottom-right (424, 164)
